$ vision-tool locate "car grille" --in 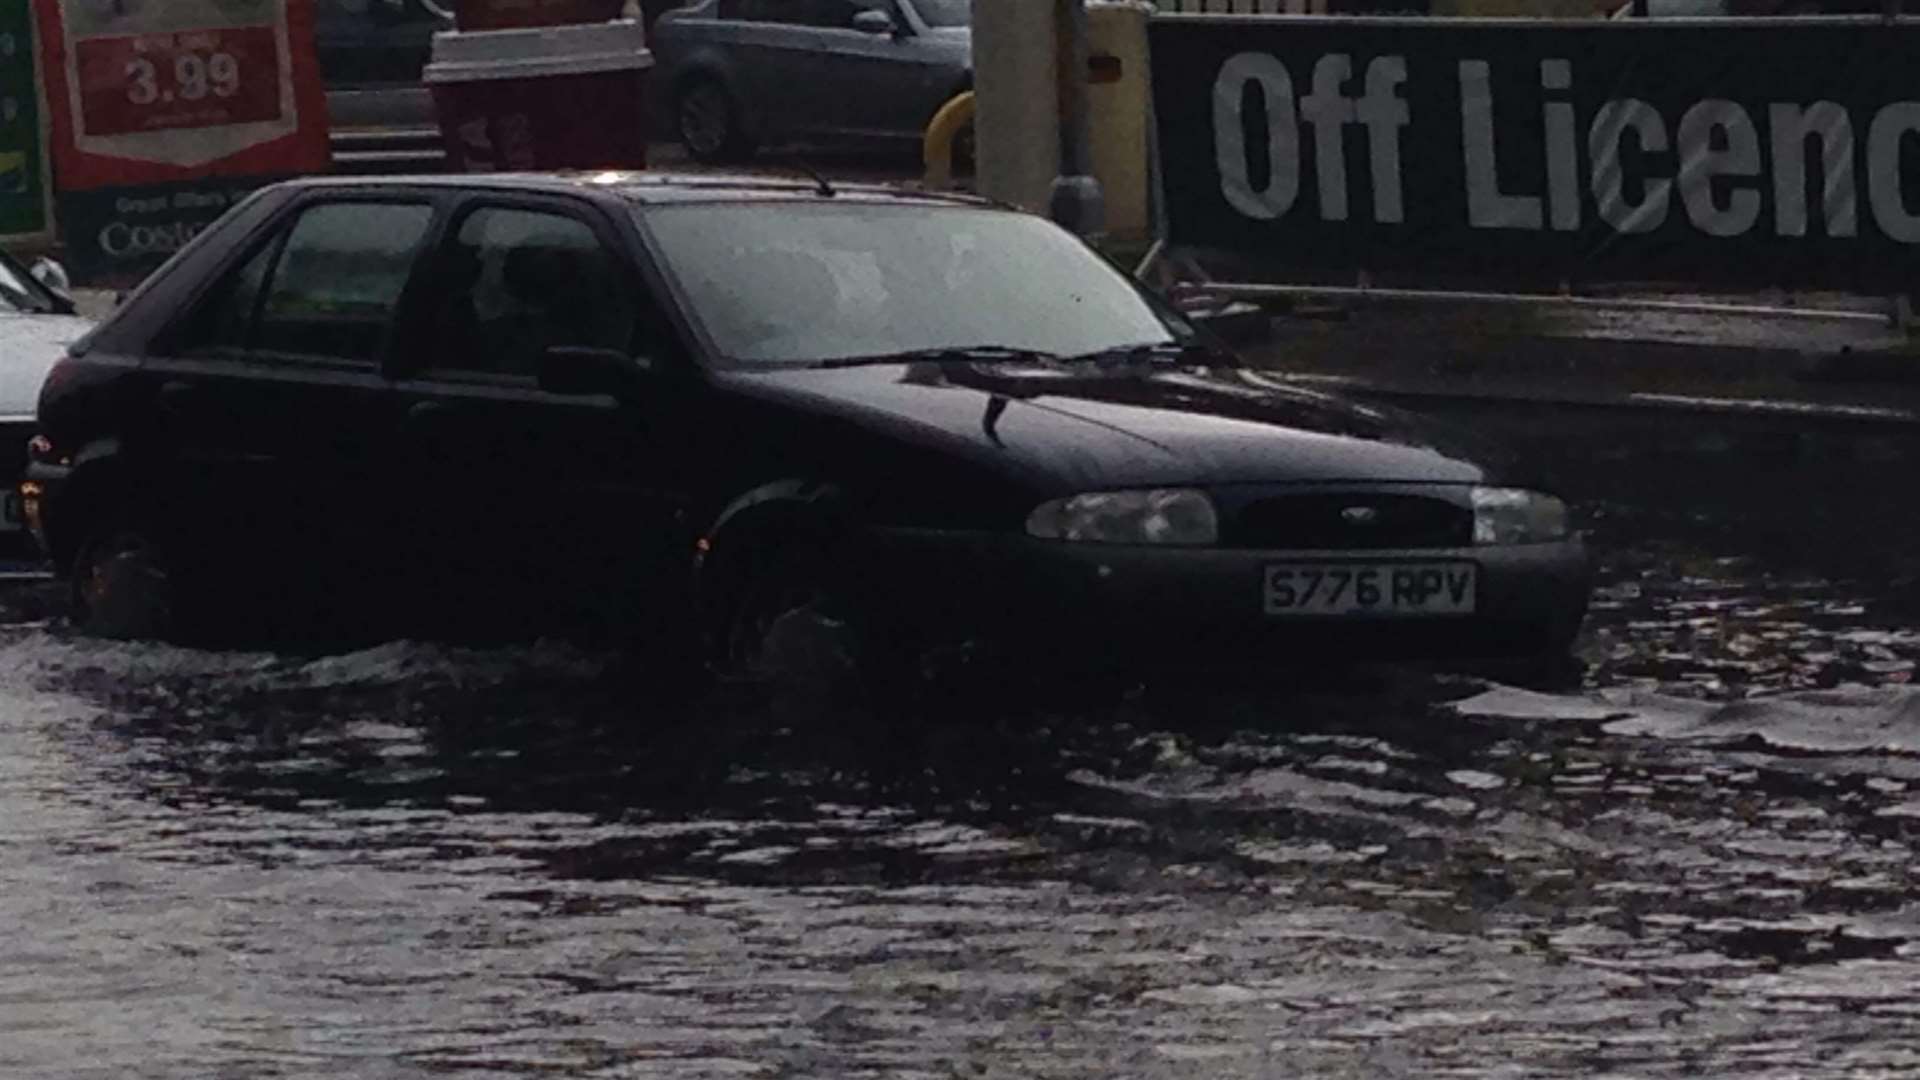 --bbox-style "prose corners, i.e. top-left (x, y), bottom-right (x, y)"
top-left (1227, 492), bottom-right (1473, 551)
